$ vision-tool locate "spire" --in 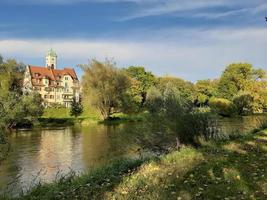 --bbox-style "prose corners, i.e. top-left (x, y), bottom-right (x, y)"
top-left (46, 49), bottom-right (57, 69)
